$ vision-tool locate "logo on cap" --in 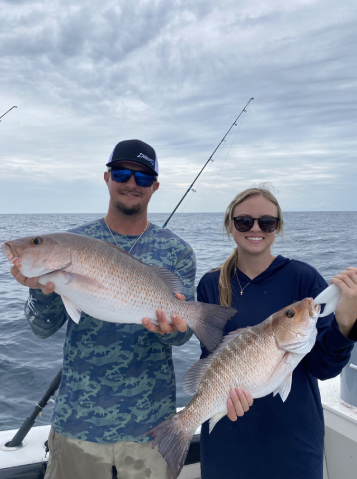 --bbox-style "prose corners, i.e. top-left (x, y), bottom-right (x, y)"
top-left (137, 153), bottom-right (155, 166)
